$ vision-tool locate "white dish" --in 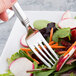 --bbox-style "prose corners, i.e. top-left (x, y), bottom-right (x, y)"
top-left (0, 11), bottom-right (76, 74)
